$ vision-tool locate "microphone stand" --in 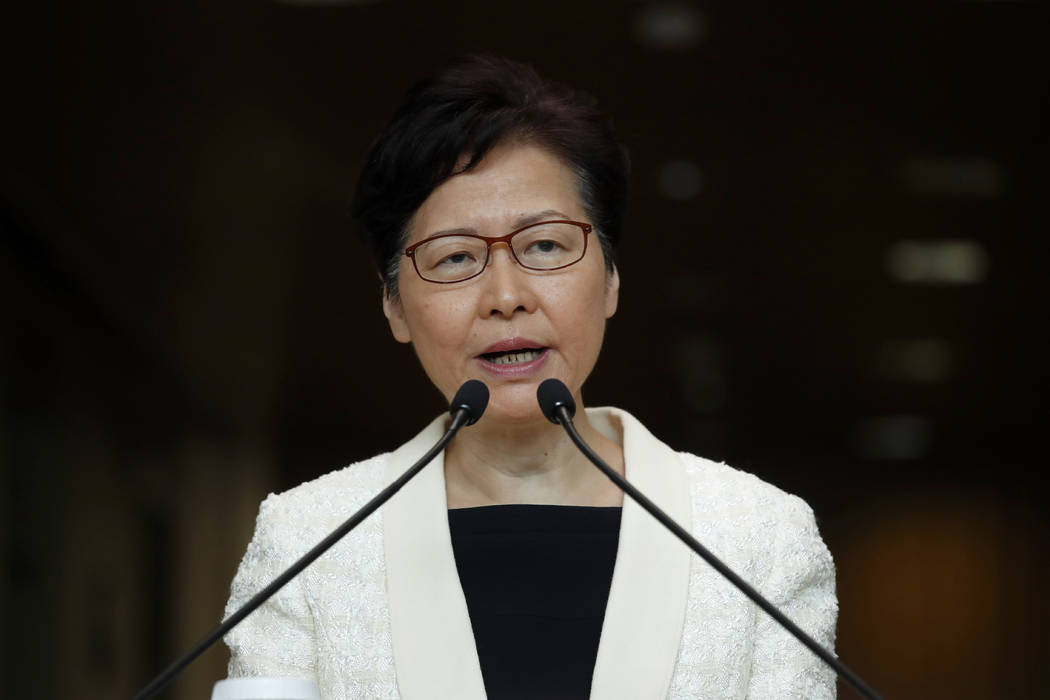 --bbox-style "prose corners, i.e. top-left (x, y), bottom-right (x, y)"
top-left (551, 406), bottom-right (883, 700)
top-left (132, 408), bottom-right (473, 700)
